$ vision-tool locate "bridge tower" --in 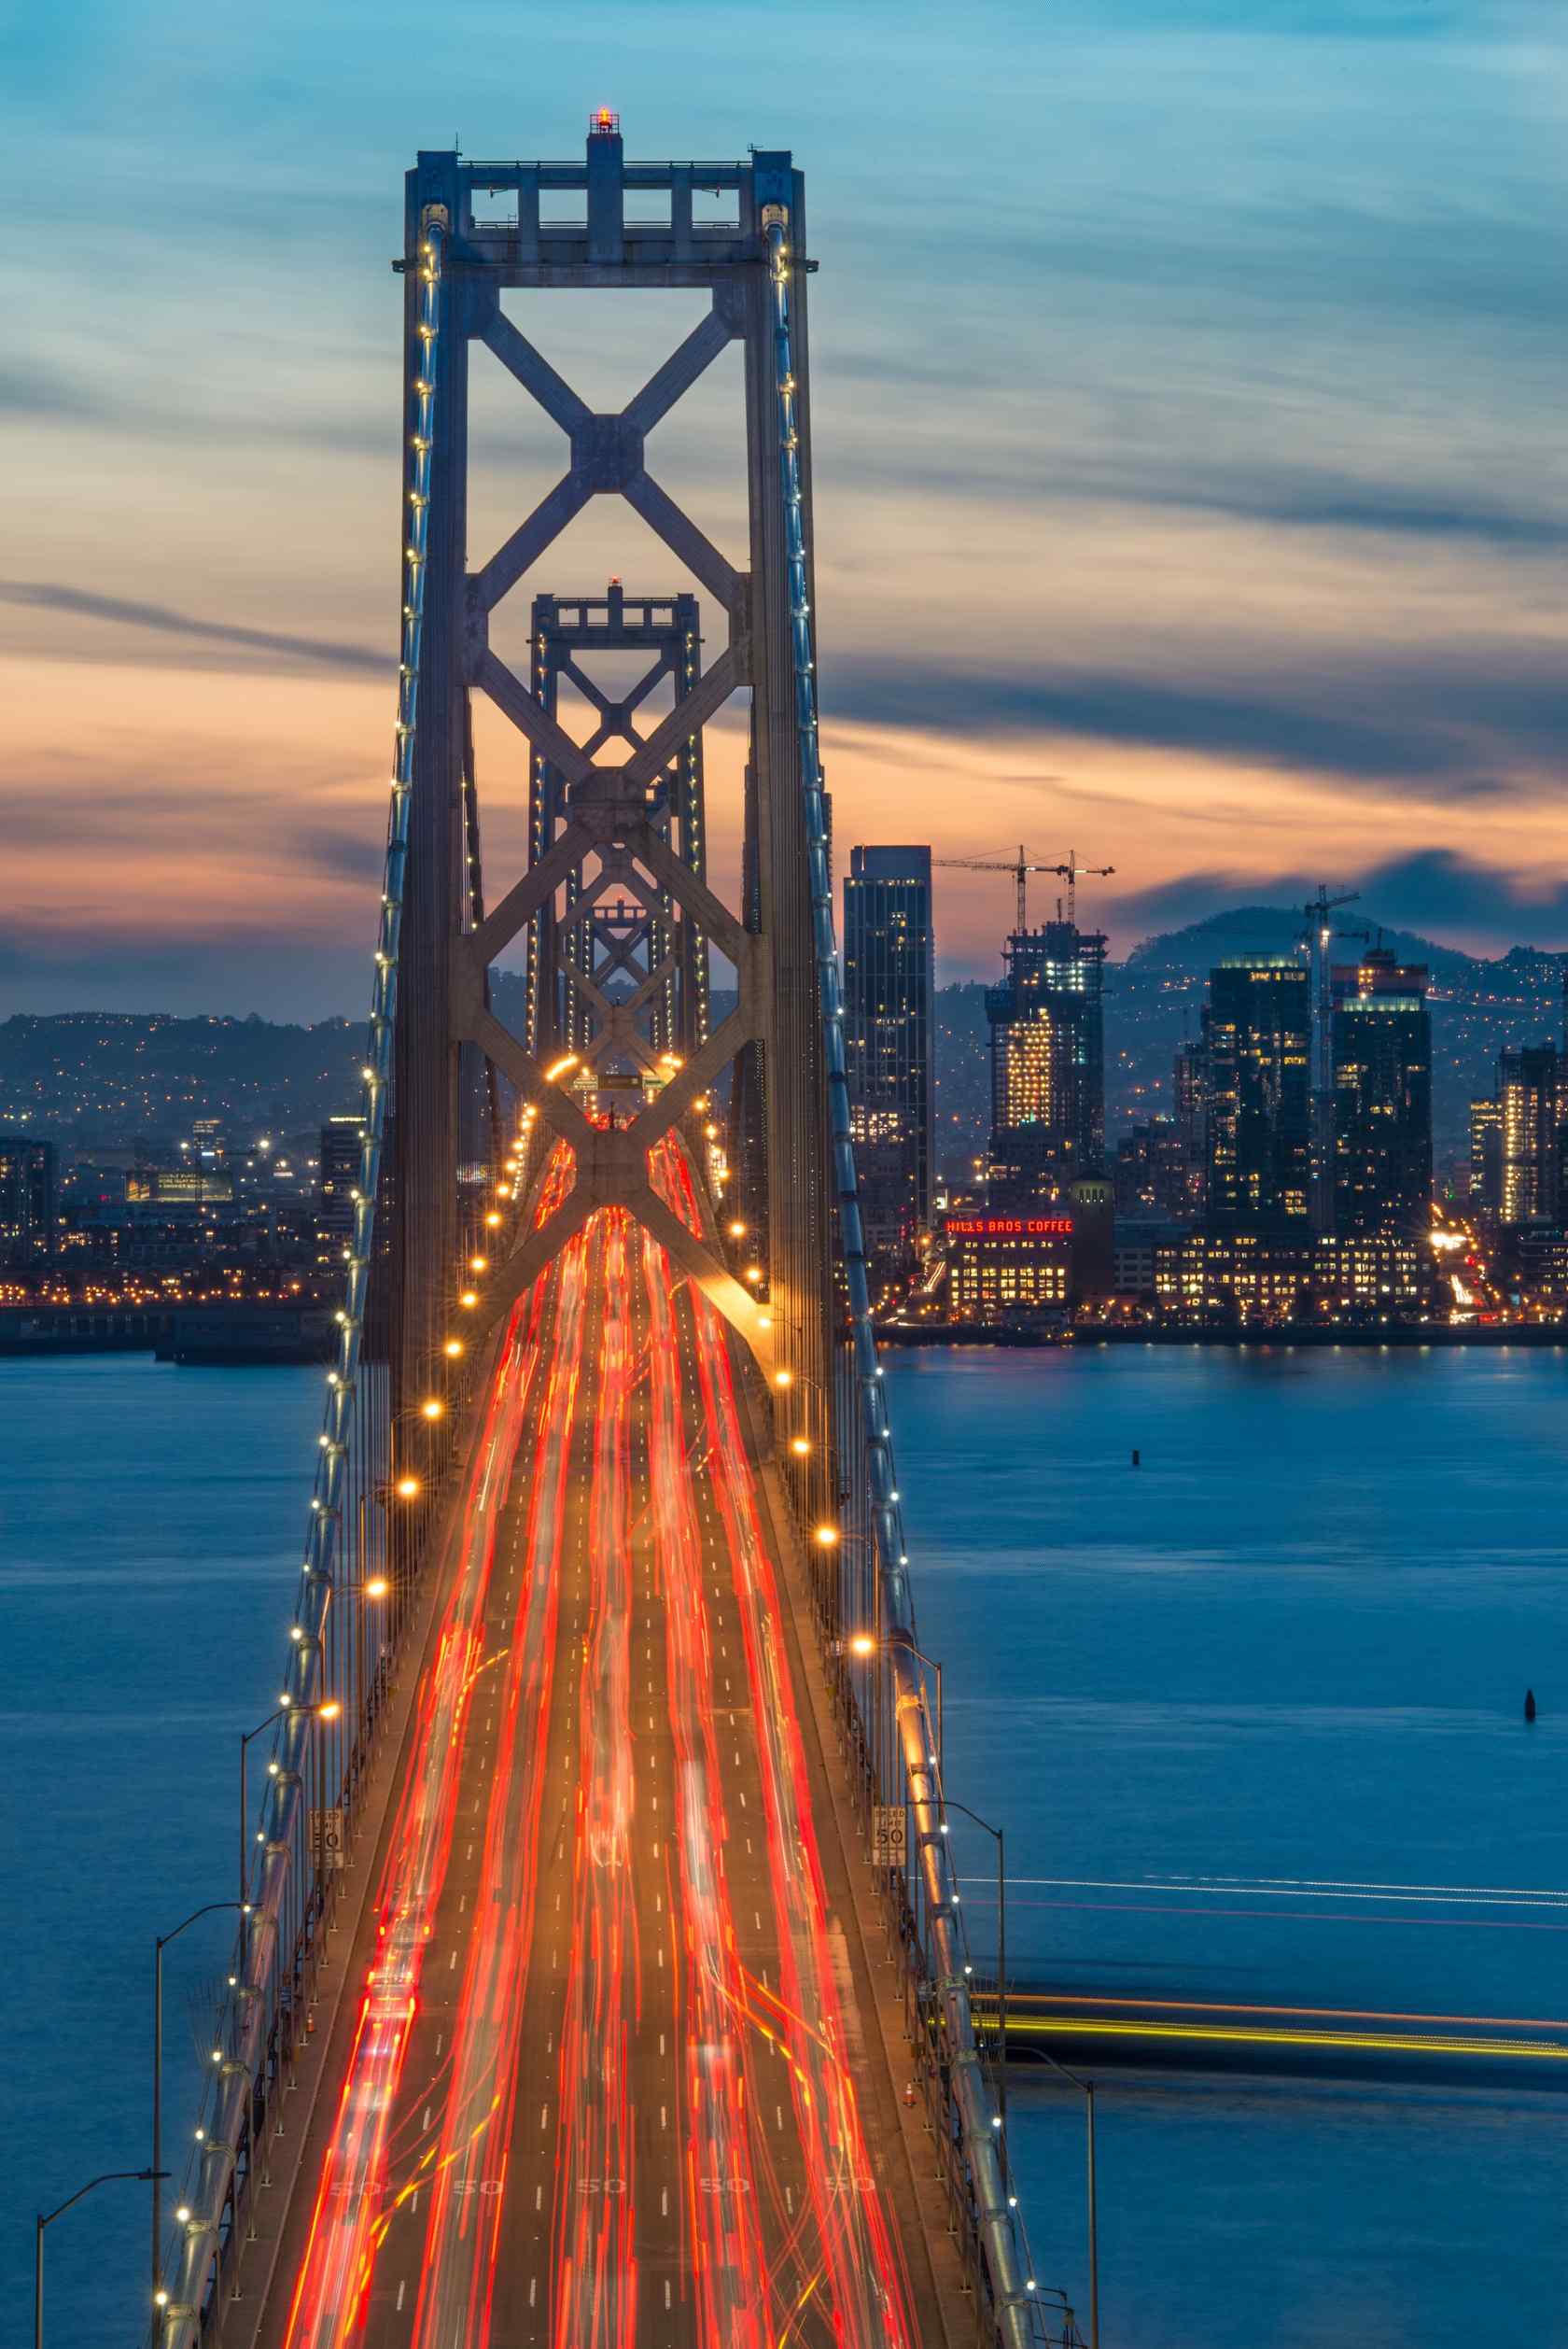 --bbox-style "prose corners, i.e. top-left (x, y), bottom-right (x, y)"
top-left (148, 121), bottom-right (1052, 2349)
top-left (524, 584), bottom-right (710, 1065)
top-left (389, 116), bottom-right (835, 1517)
